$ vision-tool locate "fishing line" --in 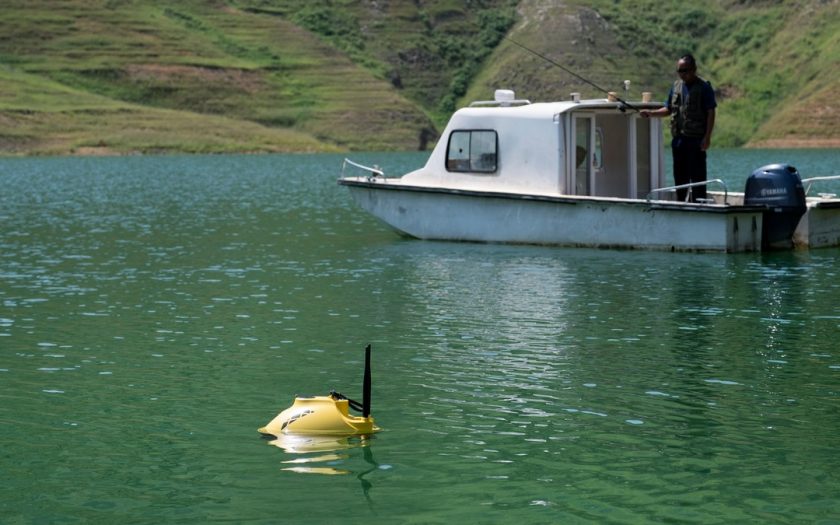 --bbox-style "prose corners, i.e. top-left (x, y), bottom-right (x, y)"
top-left (506, 37), bottom-right (641, 112)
